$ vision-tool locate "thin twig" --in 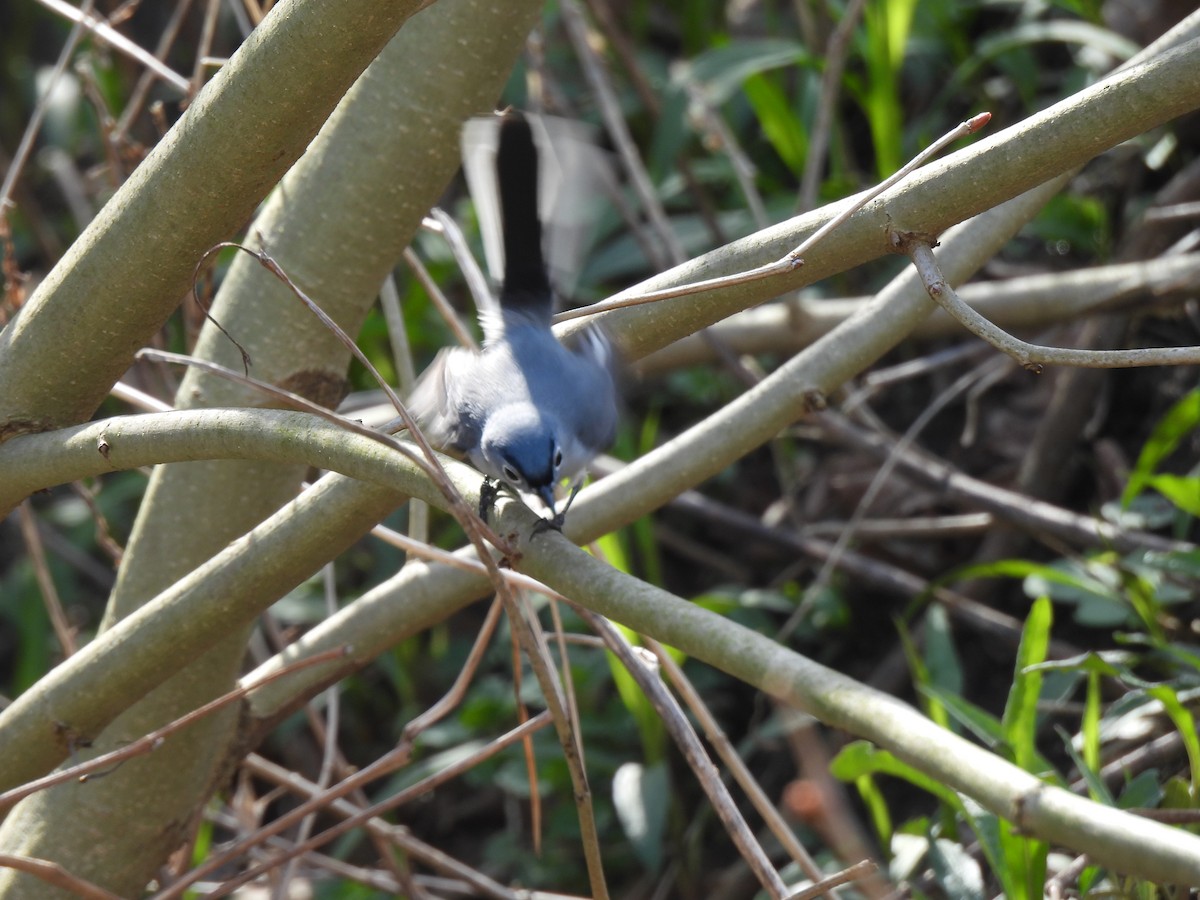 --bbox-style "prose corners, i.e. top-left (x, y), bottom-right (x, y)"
top-left (817, 411), bottom-right (1194, 555)
top-left (560, 0), bottom-right (683, 269)
top-left (683, 79), bottom-right (769, 228)
top-left (378, 271), bottom-right (418, 388)
top-left (799, 0), bottom-right (868, 213)
top-left (576, 610), bottom-right (791, 899)
top-left (788, 859), bottom-right (879, 900)
top-left (553, 112), bottom-right (992, 323)
top-left (136, 347), bottom-right (433, 476)
top-left (173, 712), bottom-right (554, 899)
top-left (32, 0), bottom-right (190, 94)
top-left (402, 597), bottom-right (504, 741)
top-left (16, 501), bottom-right (77, 657)
top-left (648, 640), bottom-right (832, 890)
top-left (111, 0), bottom-right (195, 142)
top-left (0, 647), bottom-right (350, 813)
top-left (243, 754), bottom-right (526, 900)
top-left (903, 237), bottom-right (1200, 369)
top-left (155, 604), bottom-right (510, 899)
top-left (0, 0), bottom-right (98, 211)
top-left (0, 854), bottom-right (122, 900)
top-left (423, 210), bottom-right (487, 346)
top-left (780, 354), bottom-right (1011, 642)
top-left (187, 241), bottom-right (512, 560)
top-left (580, 0), bottom-right (725, 244)
top-left (207, 238), bottom-right (611, 896)
top-left (501, 585), bottom-right (607, 895)
top-left (273, 566), bottom-right (342, 900)
top-left (377, 269), bottom-right (428, 547)
top-left (189, 0), bottom-right (222, 101)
